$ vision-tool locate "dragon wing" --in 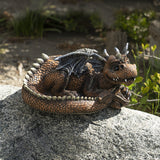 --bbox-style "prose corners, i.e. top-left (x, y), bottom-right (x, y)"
top-left (55, 48), bottom-right (106, 77)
